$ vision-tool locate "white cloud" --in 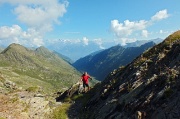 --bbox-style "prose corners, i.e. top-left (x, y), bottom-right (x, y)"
top-left (12, 0), bottom-right (68, 33)
top-left (160, 30), bottom-right (163, 34)
top-left (111, 9), bottom-right (170, 45)
top-left (111, 19), bottom-right (148, 38)
top-left (159, 30), bottom-right (171, 34)
top-left (113, 38), bottom-right (136, 46)
top-left (0, 25), bottom-right (21, 39)
top-left (142, 30), bottom-right (148, 38)
top-left (0, 0), bottom-right (68, 47)
top-left (32, 38), bottom-right (44, 47)
top-left (0, 25), bottom-right (44, 47)
top-left (93, 38), bottom-right (105, 49)
top-left (151, 9), bottom-right (169, 21)
top-left (2, 0), bottom-right (68, 29)
top-left (82, 37), bottom-right (89, 45)
top-left (121, 38), bottom-right (137, 46)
